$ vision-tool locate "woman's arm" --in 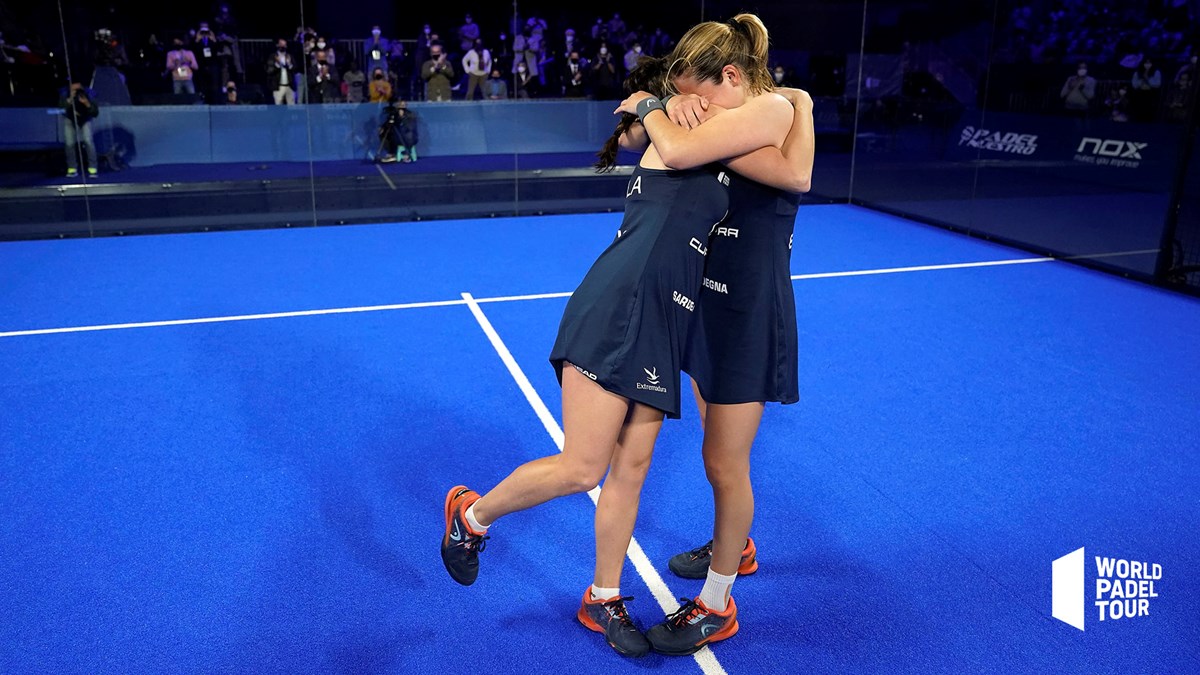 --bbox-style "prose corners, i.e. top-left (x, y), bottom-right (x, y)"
top-left (722, 88), bottom-right (815, 194)
top-left (615, 90), bottom-right (793, 169)
top-left (619, 123), bottom-right (650, 152)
